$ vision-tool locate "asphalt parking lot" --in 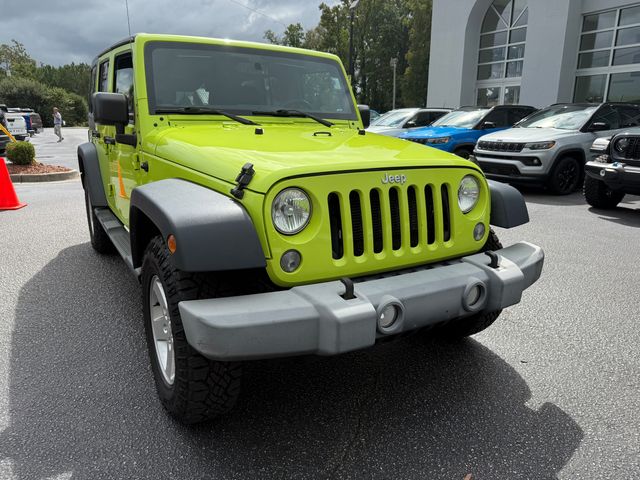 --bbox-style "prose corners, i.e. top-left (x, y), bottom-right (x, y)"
top-left (1, 131), bottom-right (639, 479)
